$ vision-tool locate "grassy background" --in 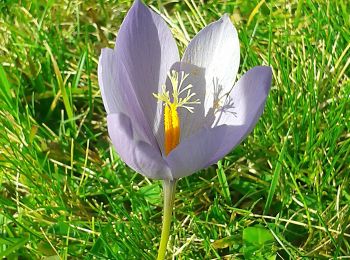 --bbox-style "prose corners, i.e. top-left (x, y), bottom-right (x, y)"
top-left (0, 0), bottom-right (349, 259)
